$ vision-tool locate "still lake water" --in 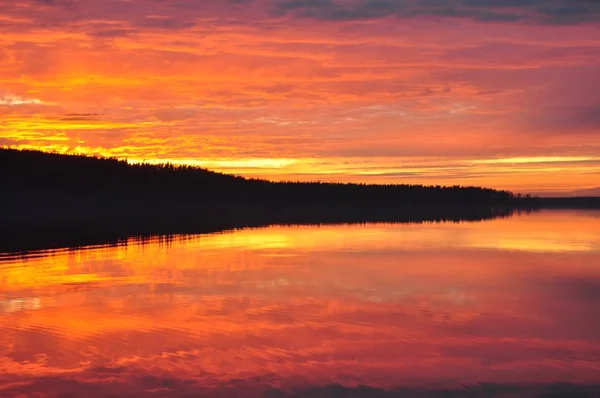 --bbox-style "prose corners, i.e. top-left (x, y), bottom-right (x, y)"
top-left (1, 210), bottom-right (599, 397)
